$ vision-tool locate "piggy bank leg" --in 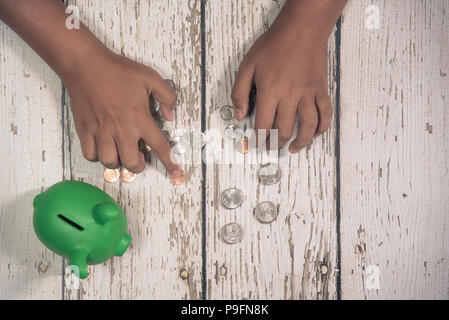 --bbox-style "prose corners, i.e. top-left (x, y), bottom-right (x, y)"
top-left (69, 249), bottom-right (89, 279)
top-left (114, 234), bottom-right (132, 256)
